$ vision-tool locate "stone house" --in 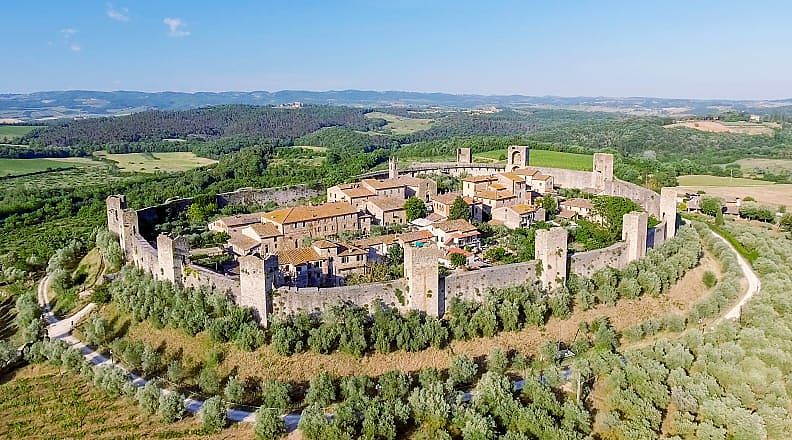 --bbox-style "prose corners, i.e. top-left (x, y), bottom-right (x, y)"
top-left (559, 198), bottom-right (594, 219)
top-left (365, 196), bottom-right (407, 226)
top-left (326, 183), bottom-right (377, 210)
top-left (261, 202), bottom-right (370, 249)
top-left (491, 204), bottom-right (545, 229)
top-left (208, 212), bottom-right (262, 234)
top-left (428, 219), bottom-right (481, 250)
top-left (430, 192), bottom-right (483, 221)
top-left (353, 234), bottom-right (398, 262)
